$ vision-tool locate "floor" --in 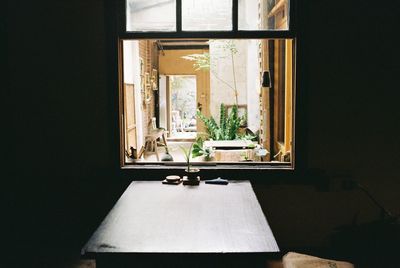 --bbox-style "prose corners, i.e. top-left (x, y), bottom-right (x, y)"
top-left (168, 131), bottom-right (197, 140)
